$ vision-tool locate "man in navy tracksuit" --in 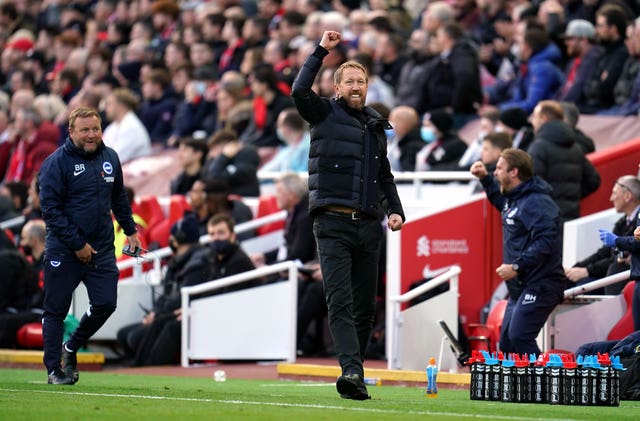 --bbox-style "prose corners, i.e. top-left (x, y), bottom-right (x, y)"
top-left (39, 107), bottom-right (141, 385)
top-left (471, 148), bottom-right (566, 354)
